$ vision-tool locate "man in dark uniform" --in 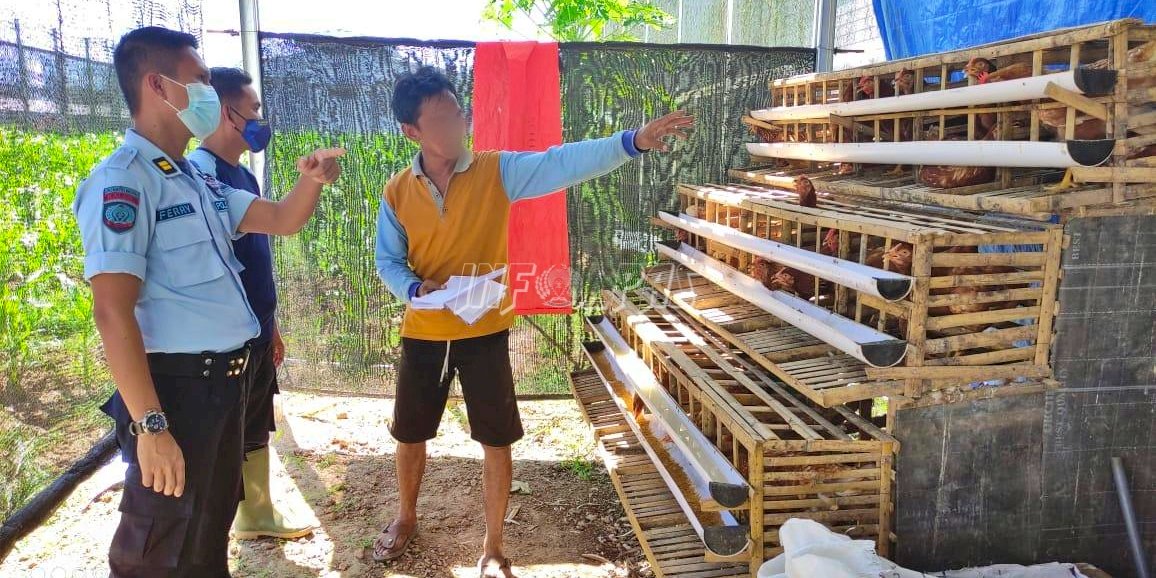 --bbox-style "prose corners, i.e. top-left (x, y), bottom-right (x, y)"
top-left (73, 27), bottom-right (342, 576)
top-left (189, 67), bottom-right (313, 540)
